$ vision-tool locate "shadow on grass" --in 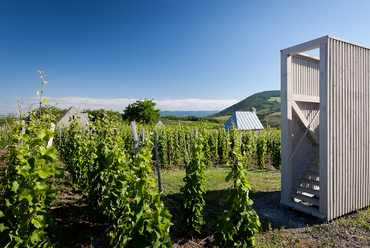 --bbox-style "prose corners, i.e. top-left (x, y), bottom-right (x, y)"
top-left (250, 190), bottom-right (324, 231)
top-left (163, 189), bottom-right (234, 242)
top-left (164, 189), bottom-right (324, 243)
top-left (47, 189), bottom-right (324, 247)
